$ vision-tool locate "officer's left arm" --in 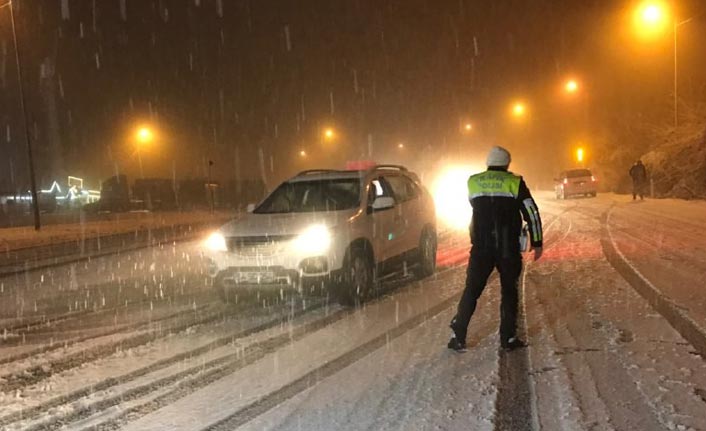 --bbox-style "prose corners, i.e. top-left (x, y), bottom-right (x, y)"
top-left (517, 178), bottom-right (543, 248)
